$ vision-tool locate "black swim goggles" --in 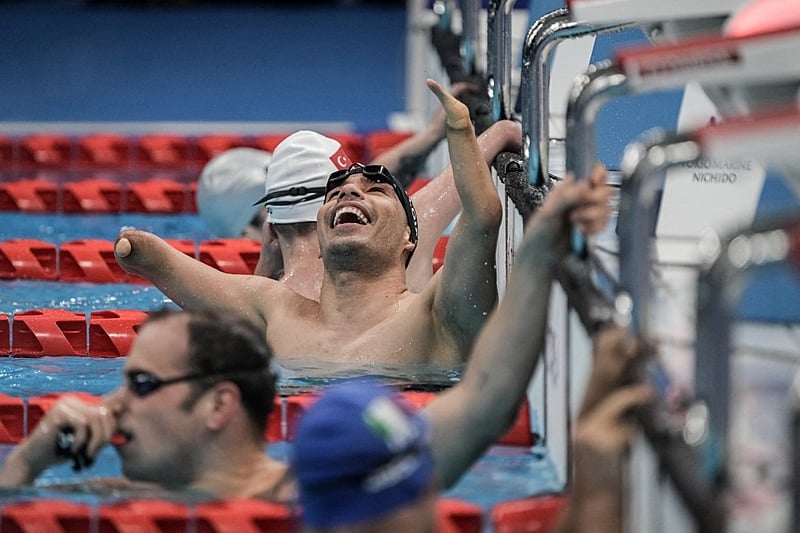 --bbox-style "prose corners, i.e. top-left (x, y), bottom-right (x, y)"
top-left (125, 367), bottom-right (263, 398)
top-left (325, 163), bottom-right (418, 255)
top-left (252, 185), bottom-right (327, 208)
